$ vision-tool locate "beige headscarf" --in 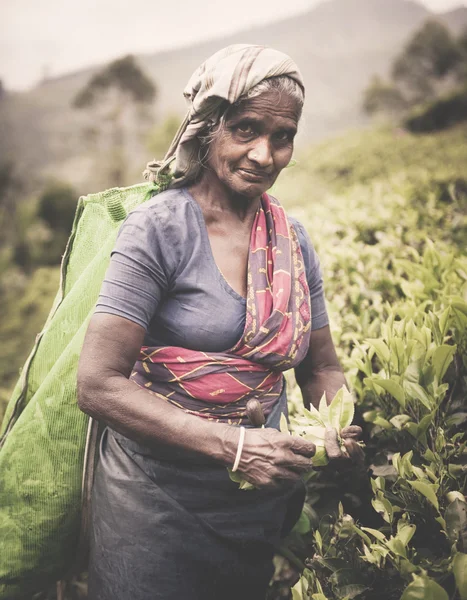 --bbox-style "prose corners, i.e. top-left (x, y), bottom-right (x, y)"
top-left (143, 44), bottom-right (304, 188)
